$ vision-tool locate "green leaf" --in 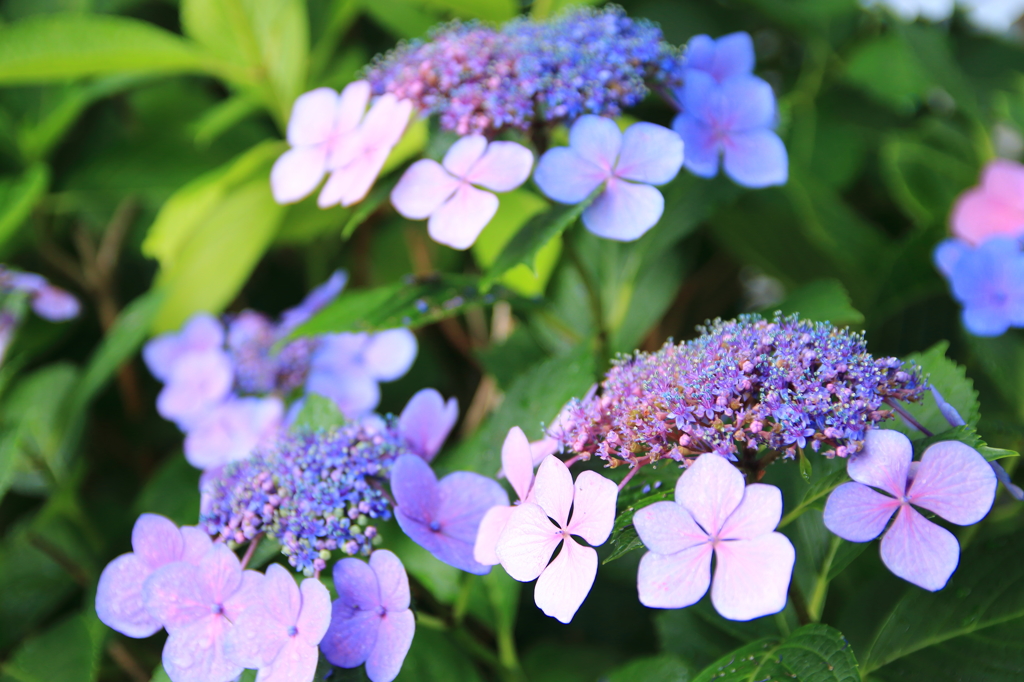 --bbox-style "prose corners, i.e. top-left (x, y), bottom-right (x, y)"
top-left (779, 467), bottom-right (850, 529)
top-left (340, 174), bottom-right (400, 241)
top-left (764, 279), bottom-right (864, 326)
top-left (604, 488), bottom-right (674, 564)
top-left (0, 164), bottom-right (47, 251)
top-left (691, 625), bottom-right (859, 682)
top-left (419, 0), bottom-right (518, 20)
top-left (607, 654), bottom-right (692, 682)
top-left (844, 33), bottom-right (932, 114)
top-left (363, 0), bottom-right (442, 39)
top-left (291, 393), bottom-right (347, 432)
top-left (862, 533), bottom-right (1024, 680)
top-left (0, 611), bottom-right (104, 682)
top-left (0, 14), bottom-right (220, 85)
top-left (133, 454), bottom-right (201, 527)
top-left (394, 628), bottom-right (484, 682)
top-left (892, 341), bottom-right (980, 438)
top-left (912, 424), bottom-right (1018, 461)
